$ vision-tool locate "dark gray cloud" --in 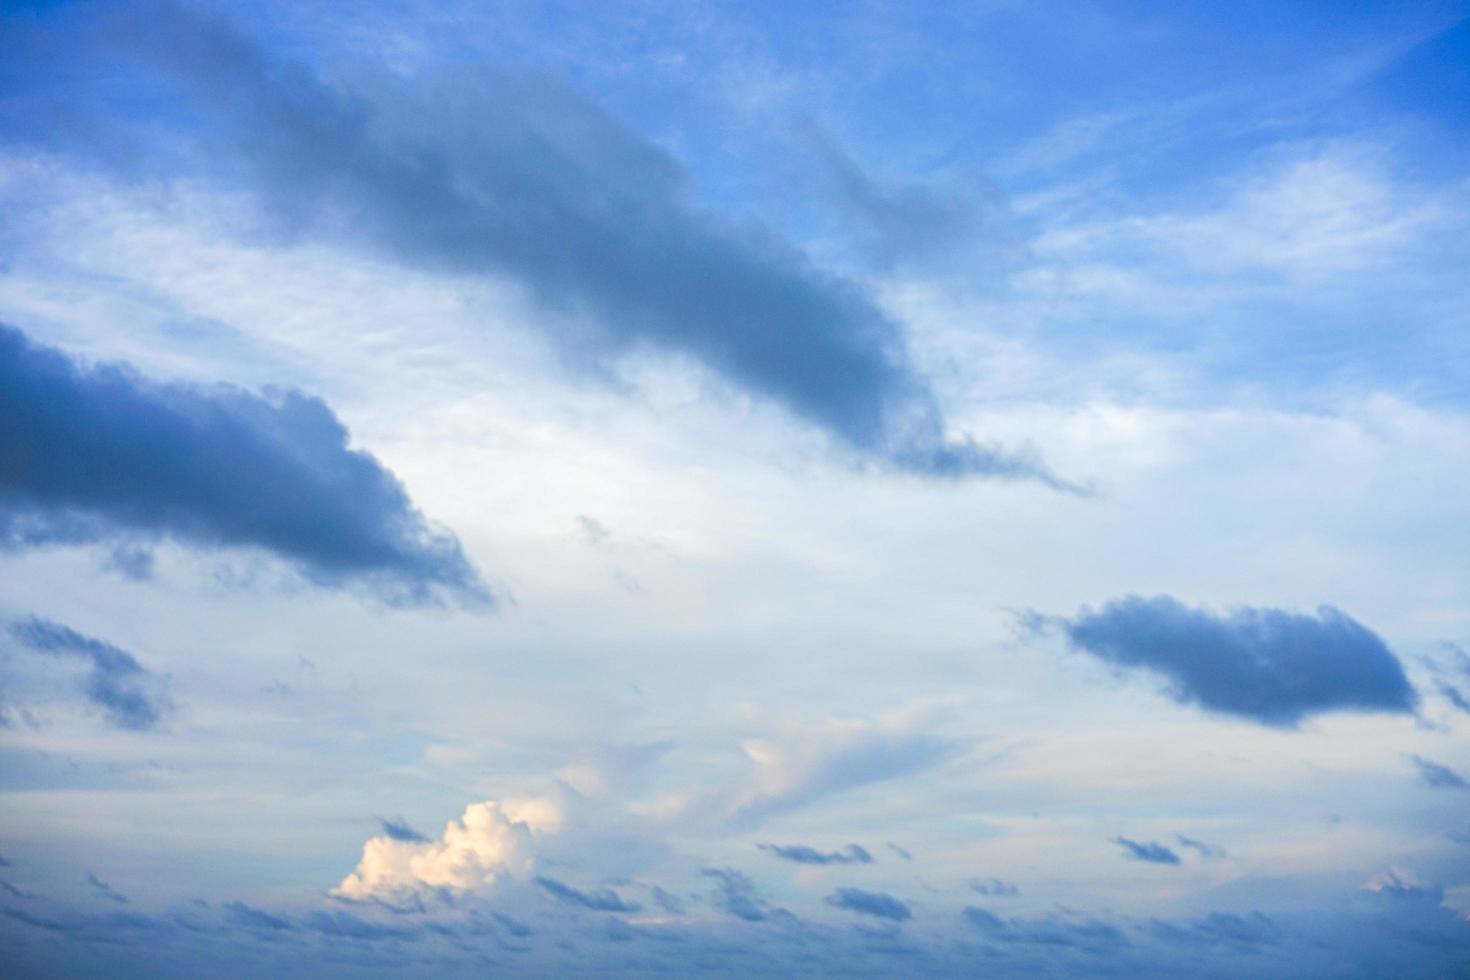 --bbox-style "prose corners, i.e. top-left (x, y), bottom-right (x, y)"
top-left (758, 843), bottom-right (873, 866)
top-left (970, 878), bottom-right (1020, 897)
top-left (1408, 754), bottom-right (1468, 789)
top-left (5, 4), bottom-right (1072, 488)
top-left (0, 323), bottom-right (484, 605)
top-left (825, 887), bottom-right (911, 922)
top-left (7, 616), bottom-right (170, 731)
top-left (533, 876), bottom-right (640, 913)
top-left (374, 816), bottom-right (429, 844)
top-left (1026, 596), bottom-right (1418, 727)
top-left (1112, 837), bottom-right (1181, 865)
